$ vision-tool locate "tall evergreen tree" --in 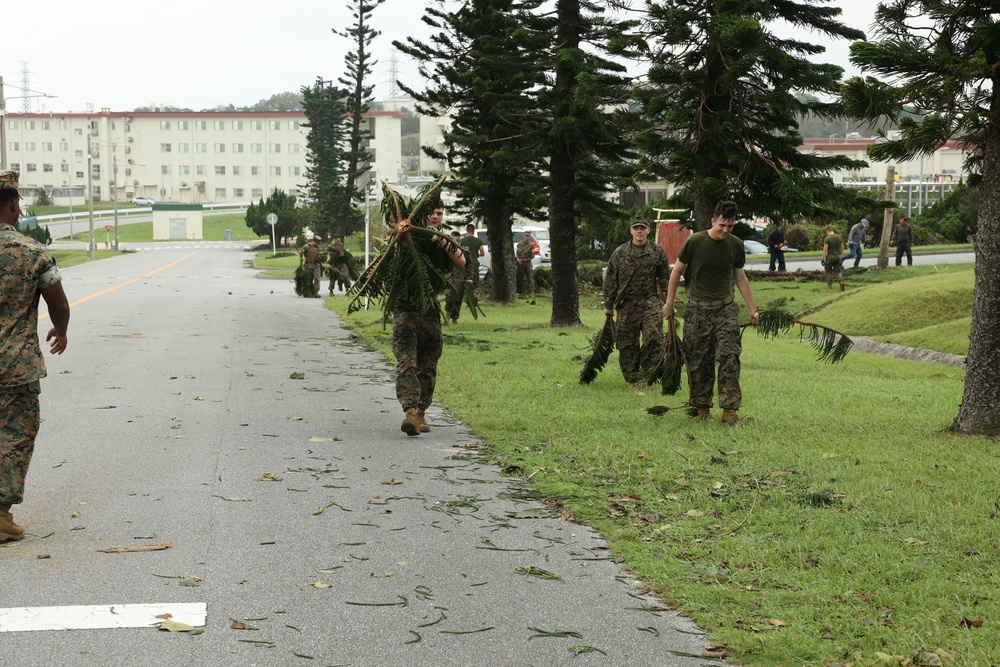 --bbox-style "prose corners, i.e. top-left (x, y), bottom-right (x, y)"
top-left (394, 0), bottom-right (550, 303)
top-left (335, 0), bottom-right (384, 237)
top-left (843, 1), bottom-right (1000, 435)
top-left (635, 0), bottom-right (866, 231)
top-left (546, 0), bottom-right (638, 326)
top-left (245, 188), bottom-right (303, 246)
top-left (301, 78), bottom-right (353, 240)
